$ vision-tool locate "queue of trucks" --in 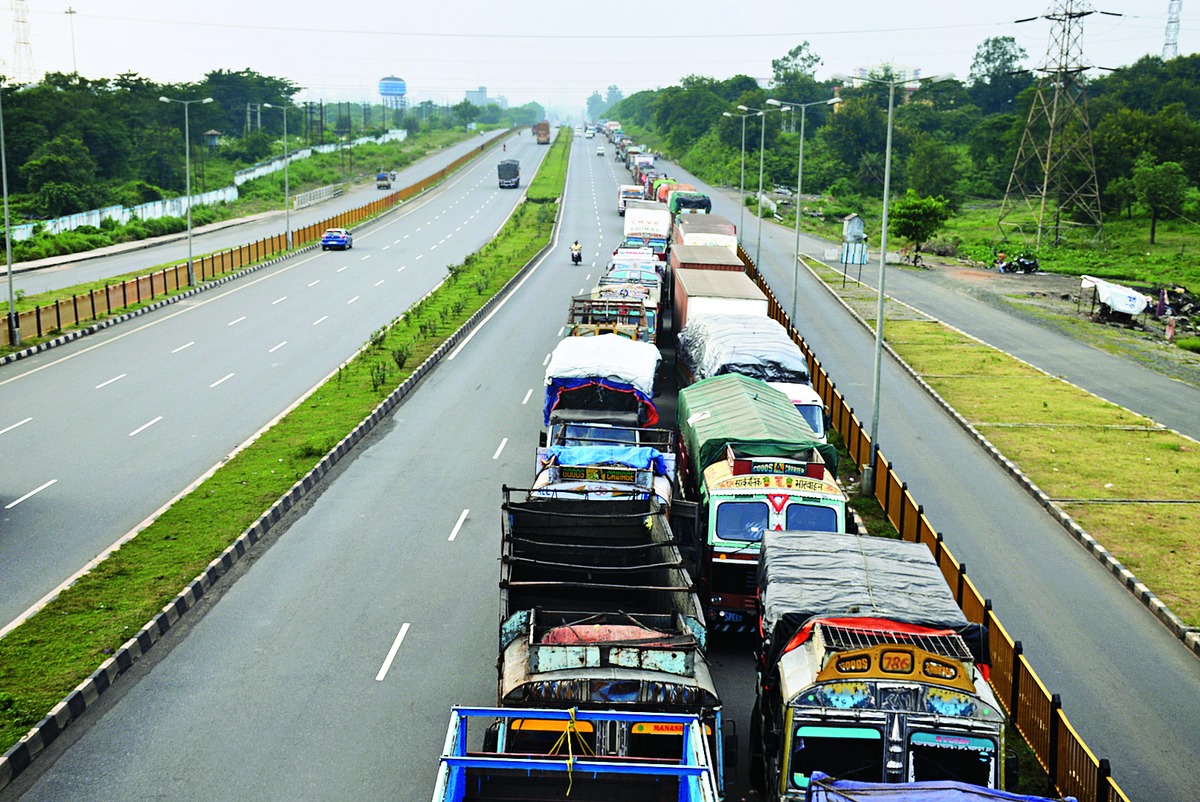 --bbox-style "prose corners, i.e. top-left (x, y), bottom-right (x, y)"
top-left (430, 125), bottom-right (1076, 801)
